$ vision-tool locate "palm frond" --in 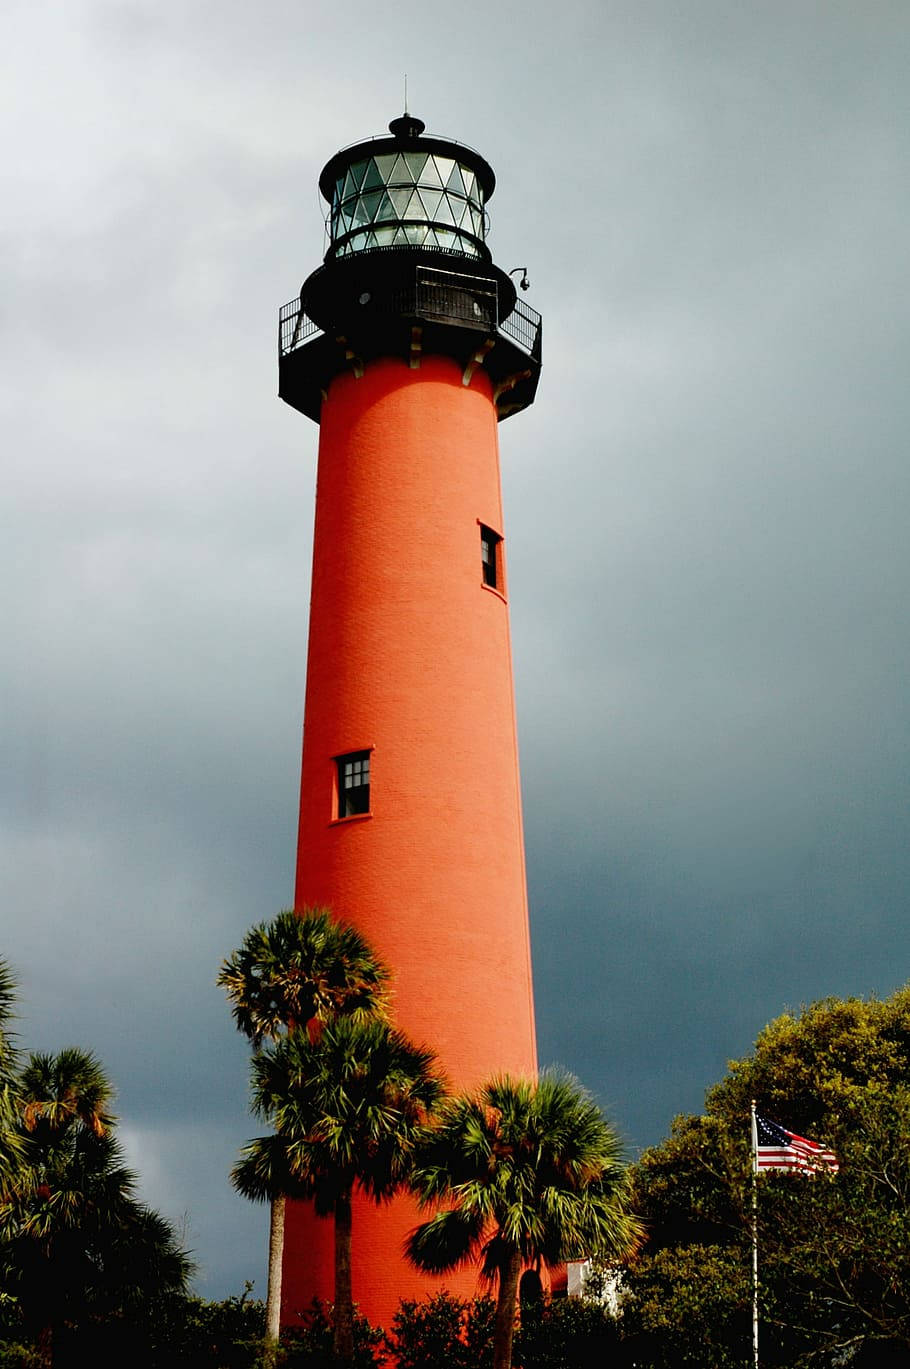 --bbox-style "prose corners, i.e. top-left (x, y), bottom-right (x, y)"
top-left (240, 1015), bottom-right (444, 1216)
top-left (218, 907), bottom-right (390, 1044)
top-left (231, 1133), bottom-right (314, 1203)
top-left (406, 1205), bottom-right (485, 1273)
top-left (407, 1069), bottom-right (642, 1281)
